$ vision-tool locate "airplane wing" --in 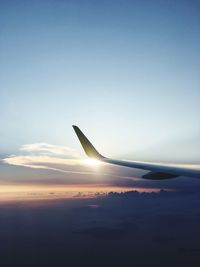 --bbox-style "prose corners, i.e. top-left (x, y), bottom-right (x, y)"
top-left (72, 125), bottom-right (200, 179)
